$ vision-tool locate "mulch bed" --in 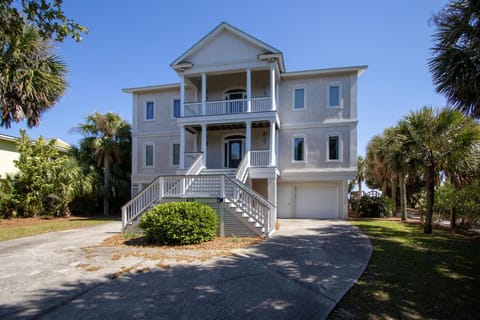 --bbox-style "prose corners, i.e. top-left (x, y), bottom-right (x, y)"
top-left (101, 234), bottom-right (263, 251)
